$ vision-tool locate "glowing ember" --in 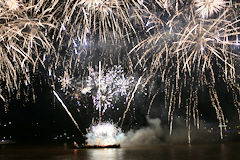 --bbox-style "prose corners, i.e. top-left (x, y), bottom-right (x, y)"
top-left (86, 123), bottom-right (123, 146)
